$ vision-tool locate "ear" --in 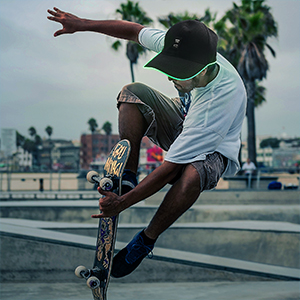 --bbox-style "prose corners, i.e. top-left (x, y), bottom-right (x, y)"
top-left (200, 68), bottom-right (208, 76)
